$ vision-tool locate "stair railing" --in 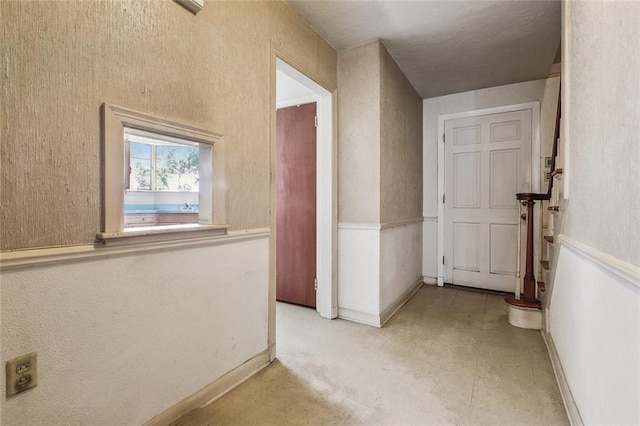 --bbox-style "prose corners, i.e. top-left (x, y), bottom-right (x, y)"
top-left (507, 86), bottom-right (561, 308)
